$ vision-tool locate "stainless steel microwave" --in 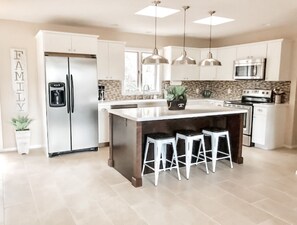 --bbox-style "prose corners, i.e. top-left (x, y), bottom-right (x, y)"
top-left (233, 58), bottom-right (266, 80)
